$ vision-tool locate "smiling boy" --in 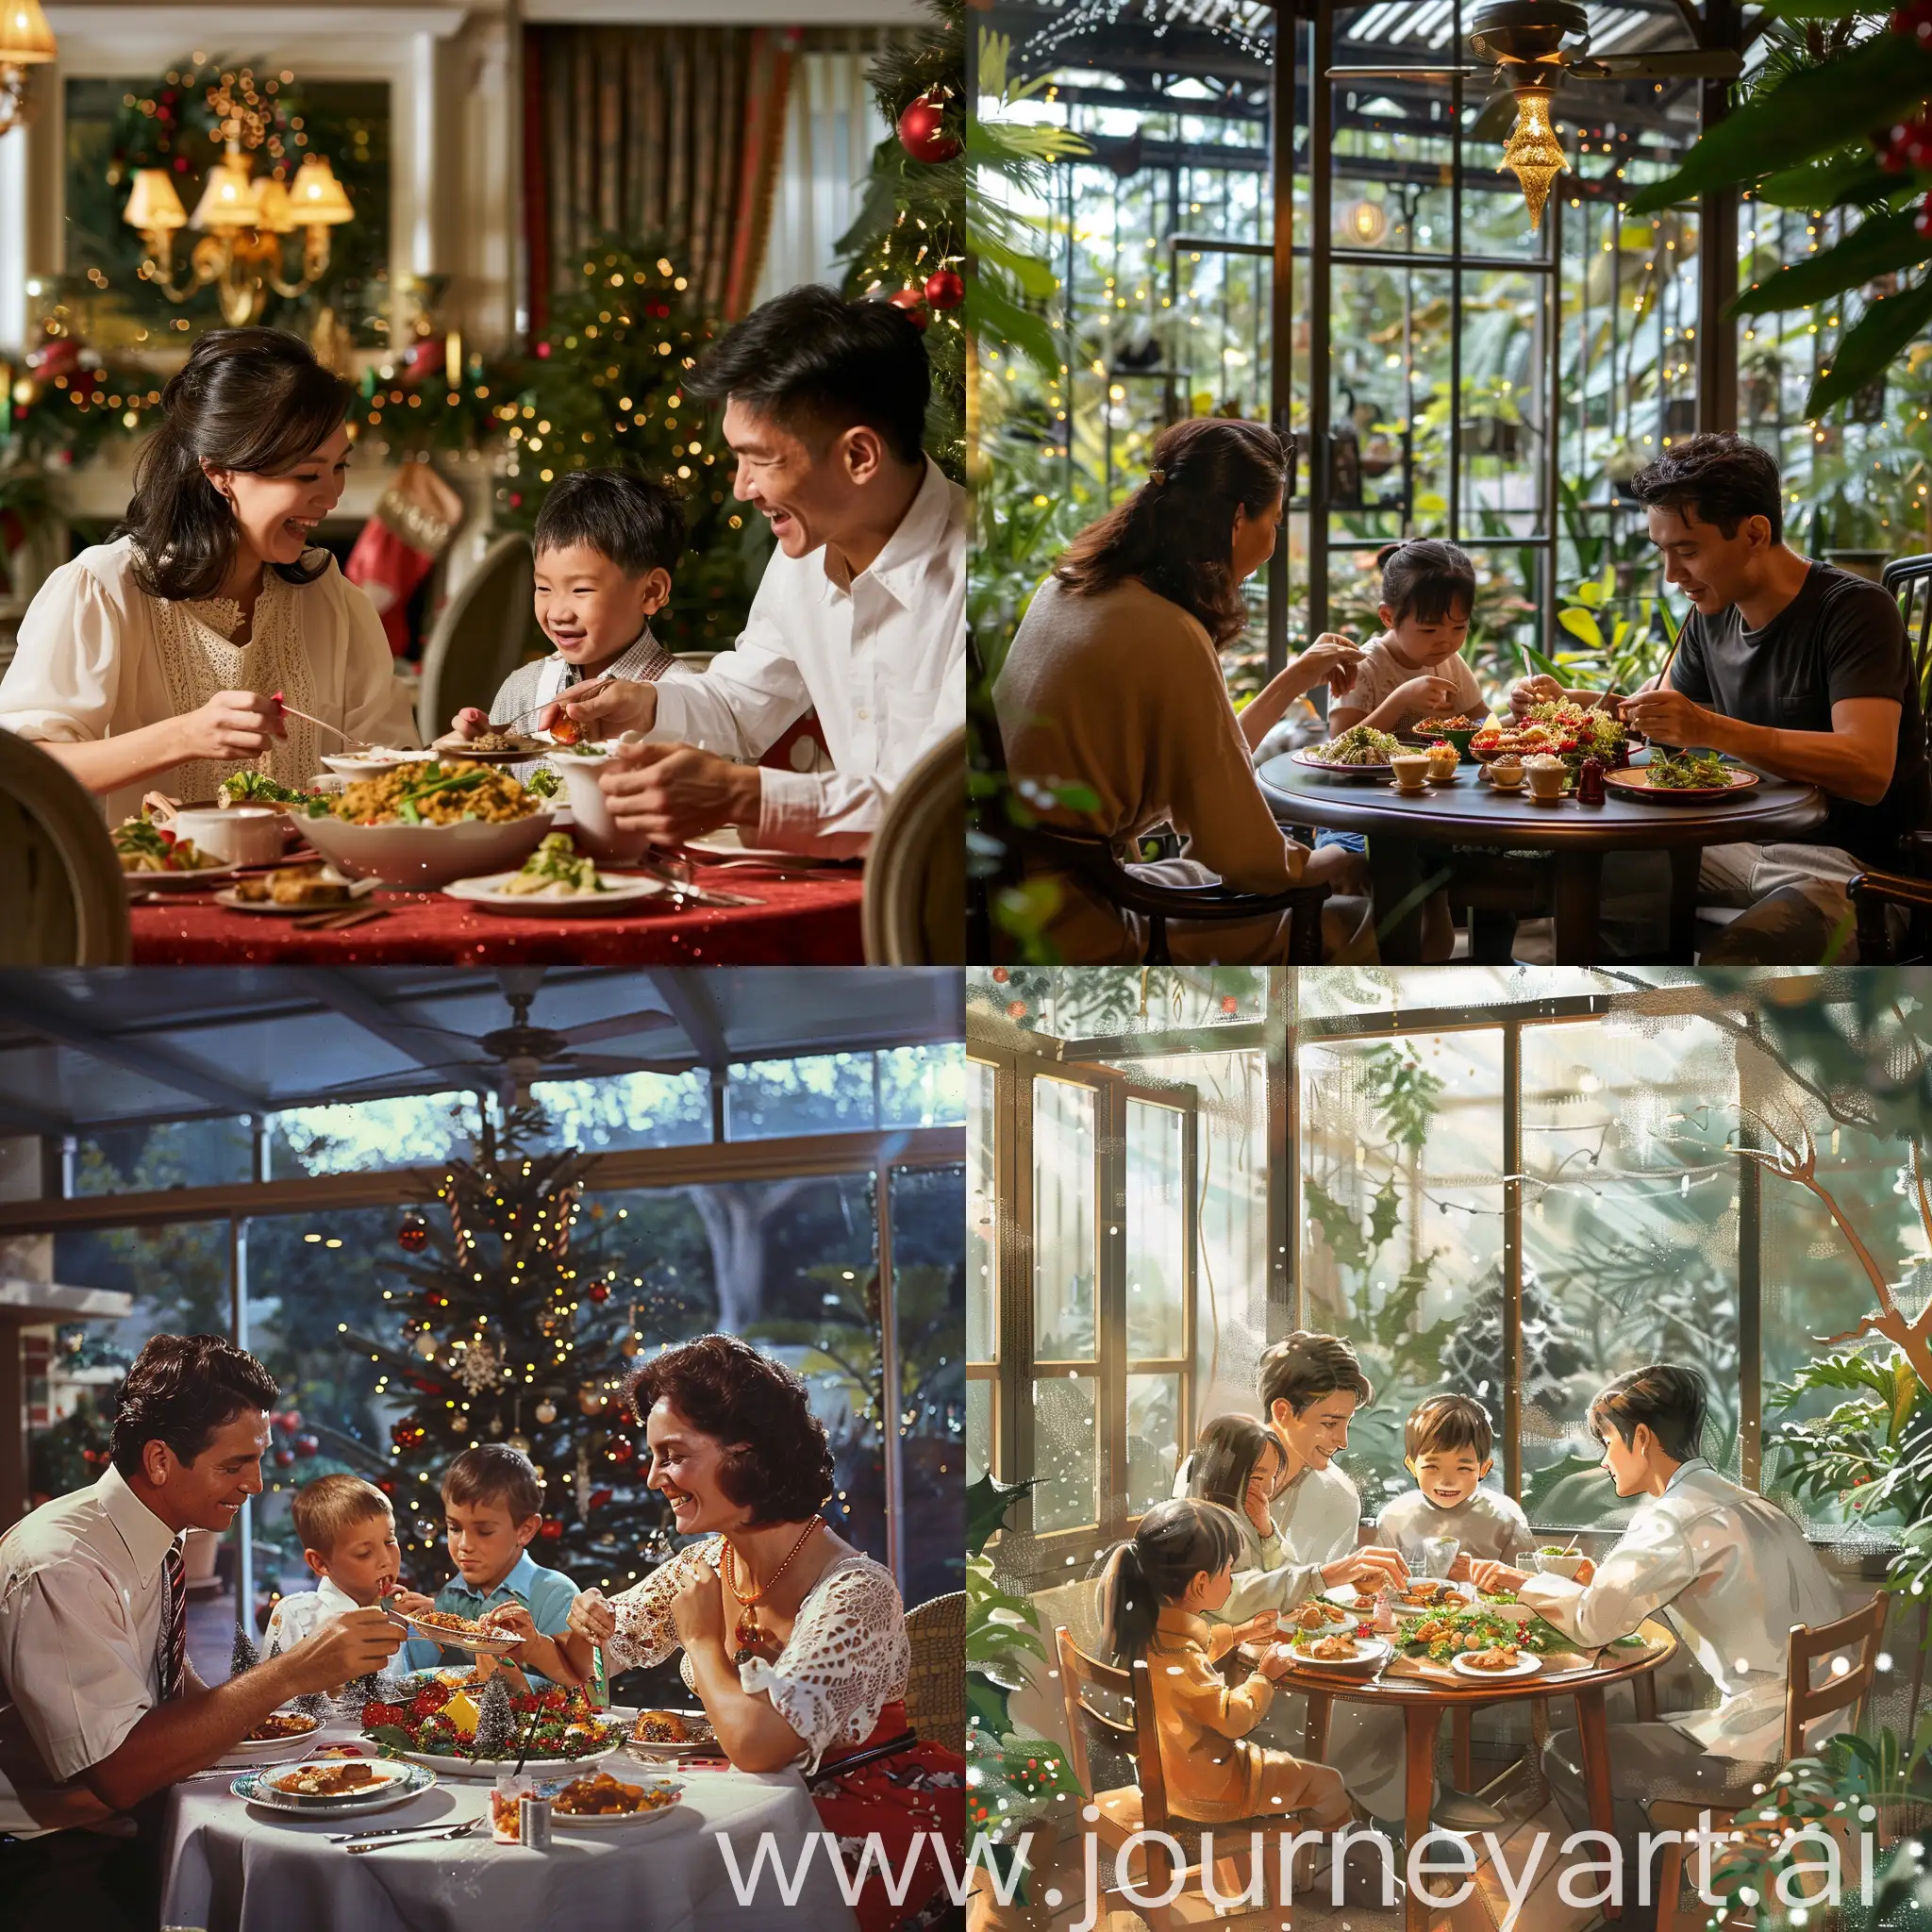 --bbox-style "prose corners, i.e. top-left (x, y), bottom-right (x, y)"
top-left (1375, 1394), bottom-right (1530, 1574)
